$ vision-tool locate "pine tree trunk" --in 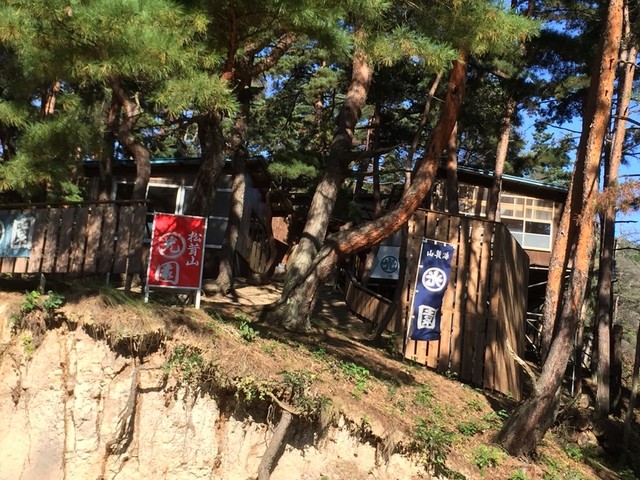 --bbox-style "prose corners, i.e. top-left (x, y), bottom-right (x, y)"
top-left (498, 0), bottom-right (622, 455)
top-left (98, 98), bottom-right (120, 202)
top-left (282, 41), bottom-right (372, 298)
top-left (621, 320), bottom-right (640, 462)
top-left (446, 122), bottom-right (459, 214)
top-left (110, 79), bottom-right (151, 201)
top-left (214, 89), bottom-right (250, 293)
top-left (361, 105), bottom-right (382, 287)
top-left (264, 53), bottom-right (467, 332)
top-left (596, 10), bottom-right (636, 418)
top-left (186, 112), bottom-right (226, 216)
top-left (486, 97), bottom-right (515, 222)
